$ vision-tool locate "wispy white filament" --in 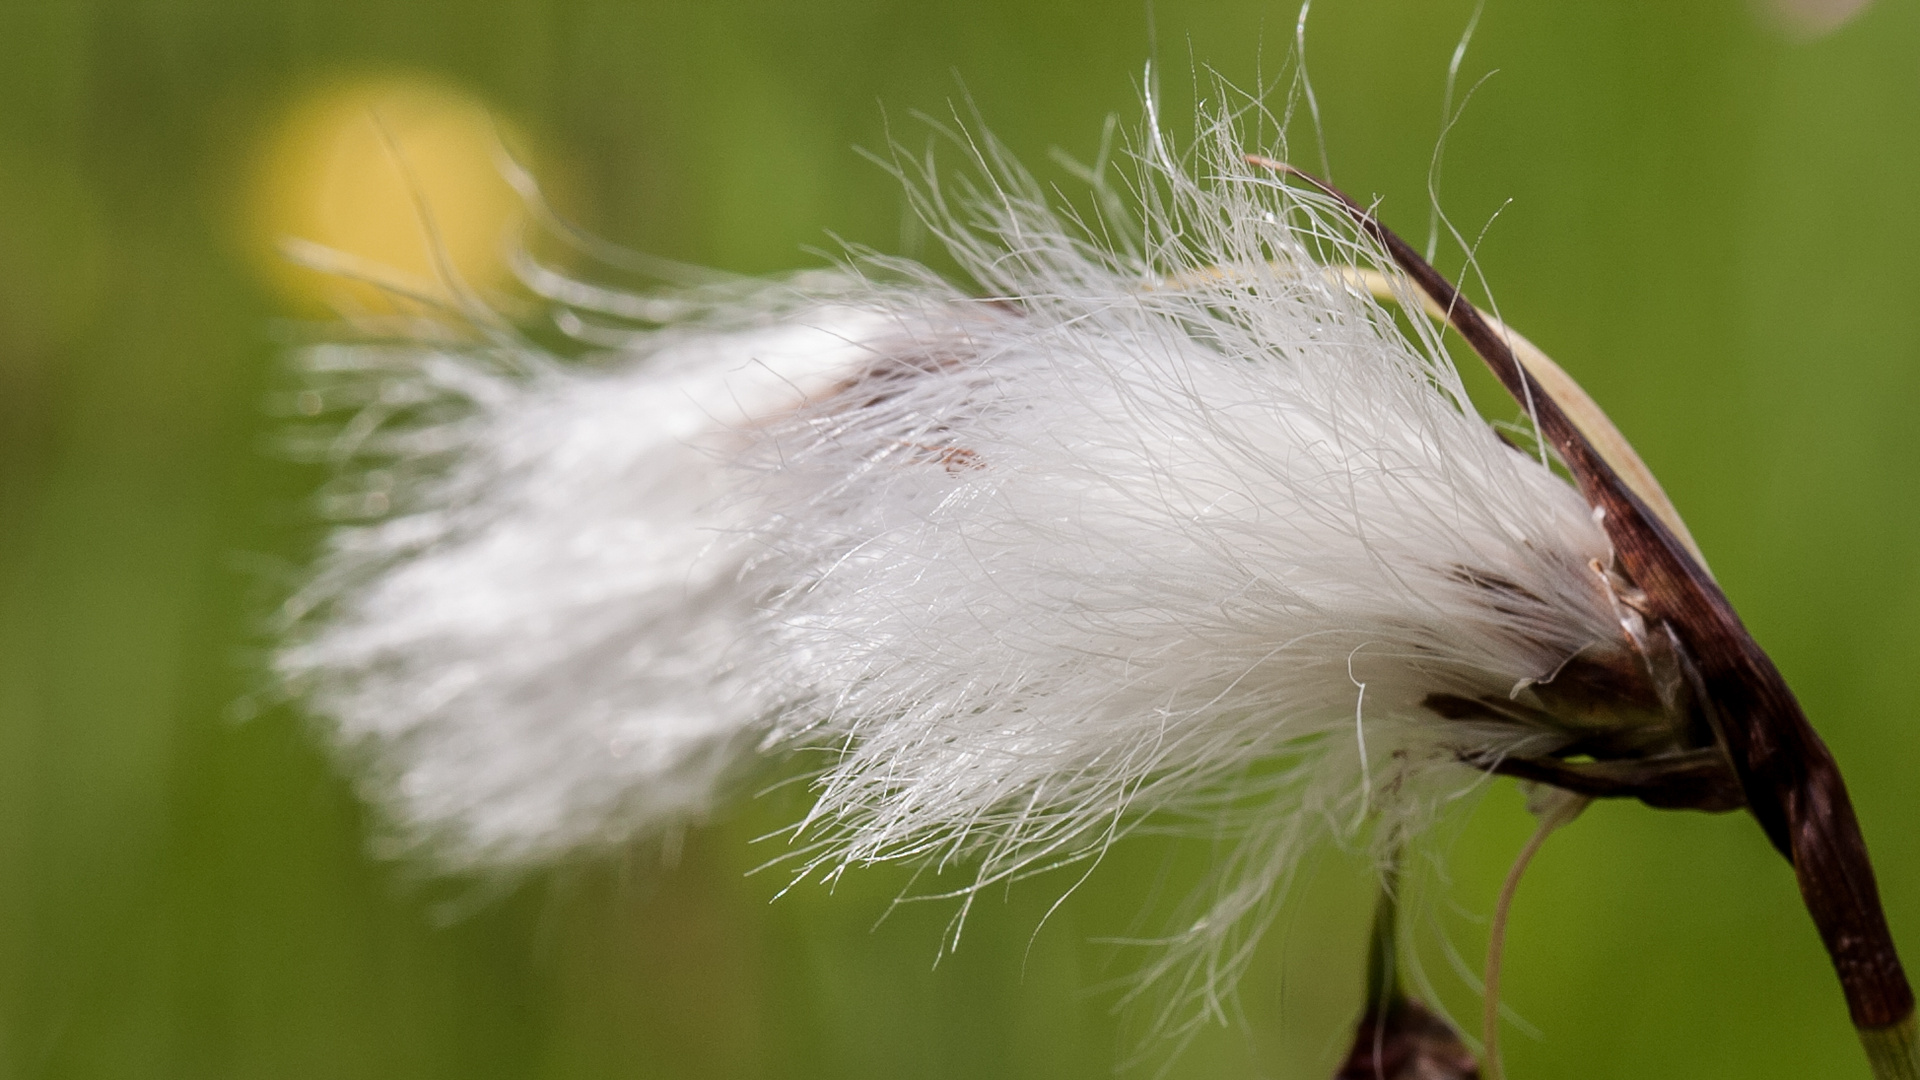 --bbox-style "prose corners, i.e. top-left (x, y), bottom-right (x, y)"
top-left (278, 107), bottom-right (1641, 1014)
